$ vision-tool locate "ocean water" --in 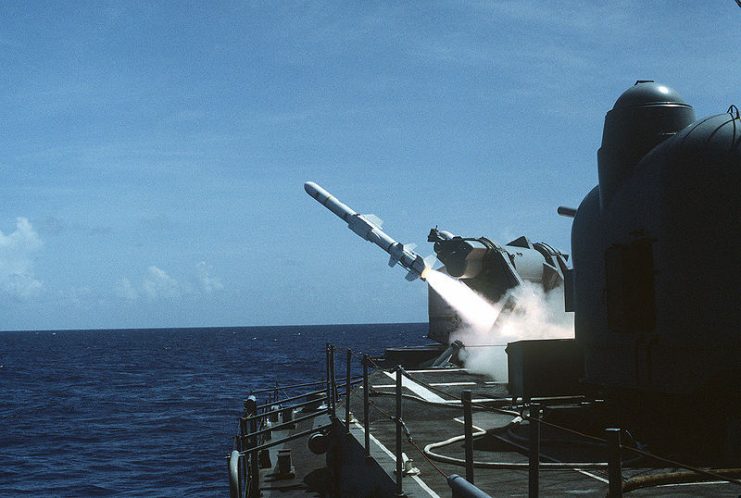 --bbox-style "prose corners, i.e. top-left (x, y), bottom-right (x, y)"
top-left (0, 324), bottom-right (429, 497)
